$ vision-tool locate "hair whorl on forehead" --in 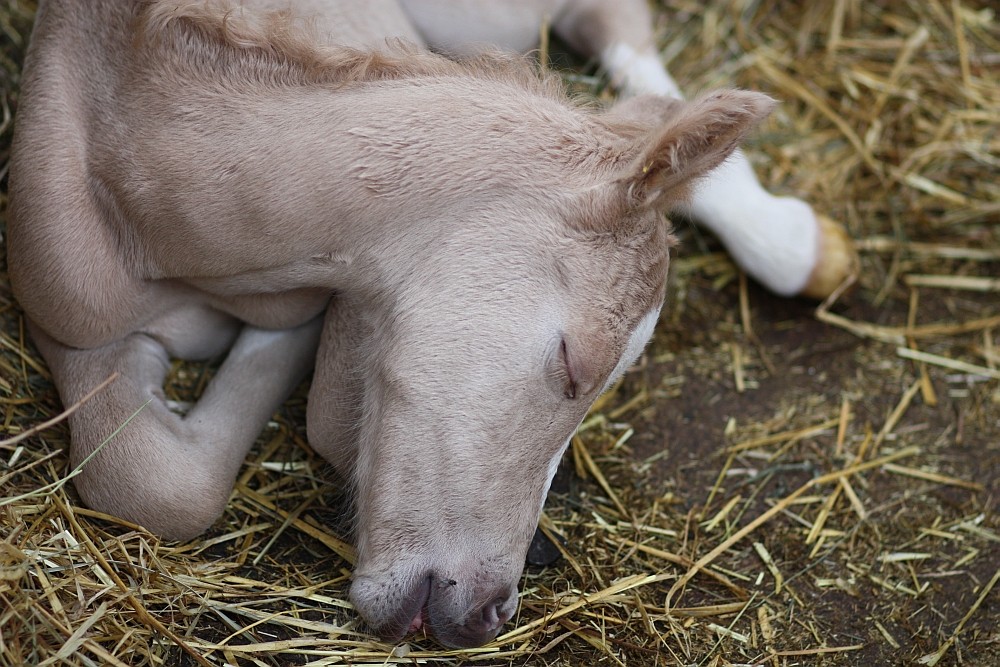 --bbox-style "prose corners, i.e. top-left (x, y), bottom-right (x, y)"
top-left (138, 0), bottom-right (569, 97)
